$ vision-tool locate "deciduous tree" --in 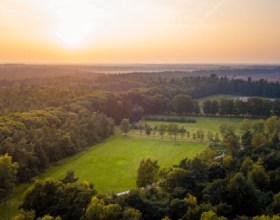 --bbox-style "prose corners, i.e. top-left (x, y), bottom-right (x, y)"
top-left (120, 118), bottom-right (131, 136)
top-left (136, 158), bottom-right (159, 188)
